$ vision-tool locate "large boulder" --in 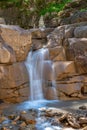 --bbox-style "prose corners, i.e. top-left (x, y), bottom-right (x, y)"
top-left (65, 38), bottom-right (87, 73)
top-left (0, 24), bottom-right (32, 62)
top-left (46, 22), bottom-right (87, 100)
top-left (0, 35), bottom-right (16, 64)
top-left (0, 62), bottom-right (29, 103)
top-left (74, 26), bottom-right (87, 38)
